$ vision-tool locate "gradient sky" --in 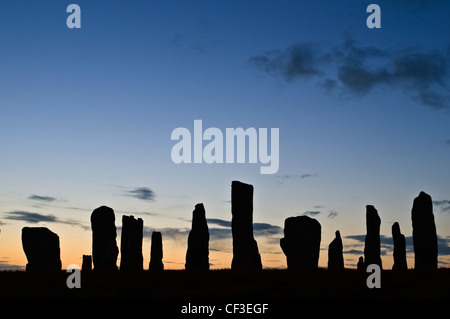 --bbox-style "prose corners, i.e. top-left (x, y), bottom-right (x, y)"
top-left (1, 0), bottom-right (450, 270)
